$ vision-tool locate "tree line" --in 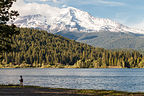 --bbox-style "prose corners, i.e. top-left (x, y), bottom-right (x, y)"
top-left (0, 28), bottom-right (144, 68)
